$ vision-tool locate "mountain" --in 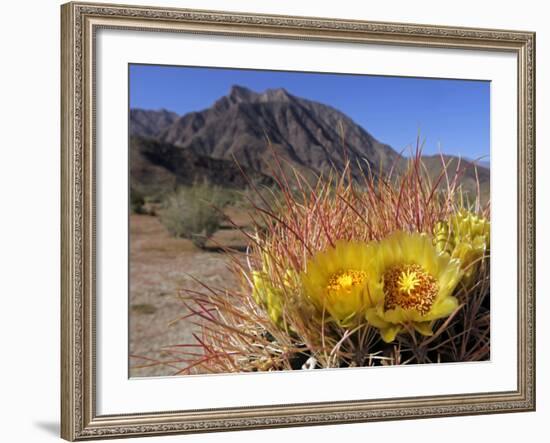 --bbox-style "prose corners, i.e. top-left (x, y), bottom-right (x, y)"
top-left (130, 85), bottom-right (489, 201)
top-left (130, 108), bottom-right (179, 139)
top-left (142, 85), bottom-right (400, 183)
